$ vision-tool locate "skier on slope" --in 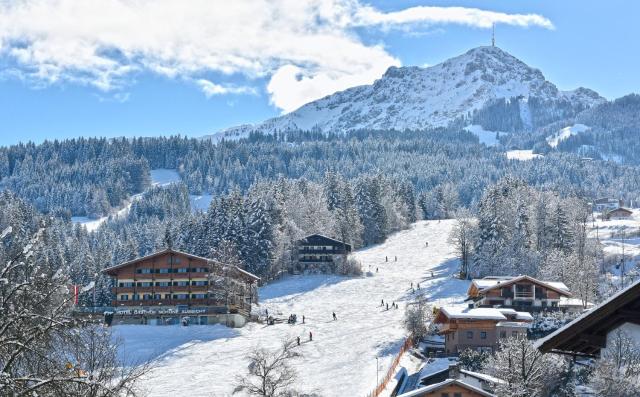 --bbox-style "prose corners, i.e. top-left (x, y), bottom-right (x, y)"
top-left (332, 312), bottom-right (337, 321)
